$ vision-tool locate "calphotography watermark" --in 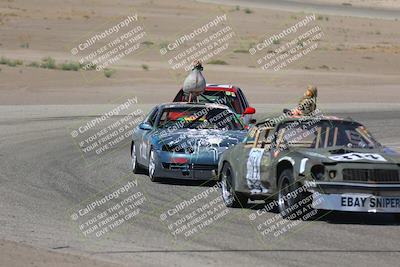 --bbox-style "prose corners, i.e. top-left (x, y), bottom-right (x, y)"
top-left (250, 14), bottom-right (324, 71)
top-left (69, 179), bottom-right (146, 239)
top-left (69, 96), bottom-right (144, 163)
top-left (160, 14), bottom-right (236, 73)
top-left (159, 182), bottom-right (230, 239)
top-left (248, 183), bottom-right (325, 240)
top-left (69, 12), bottom-right (148, 77)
